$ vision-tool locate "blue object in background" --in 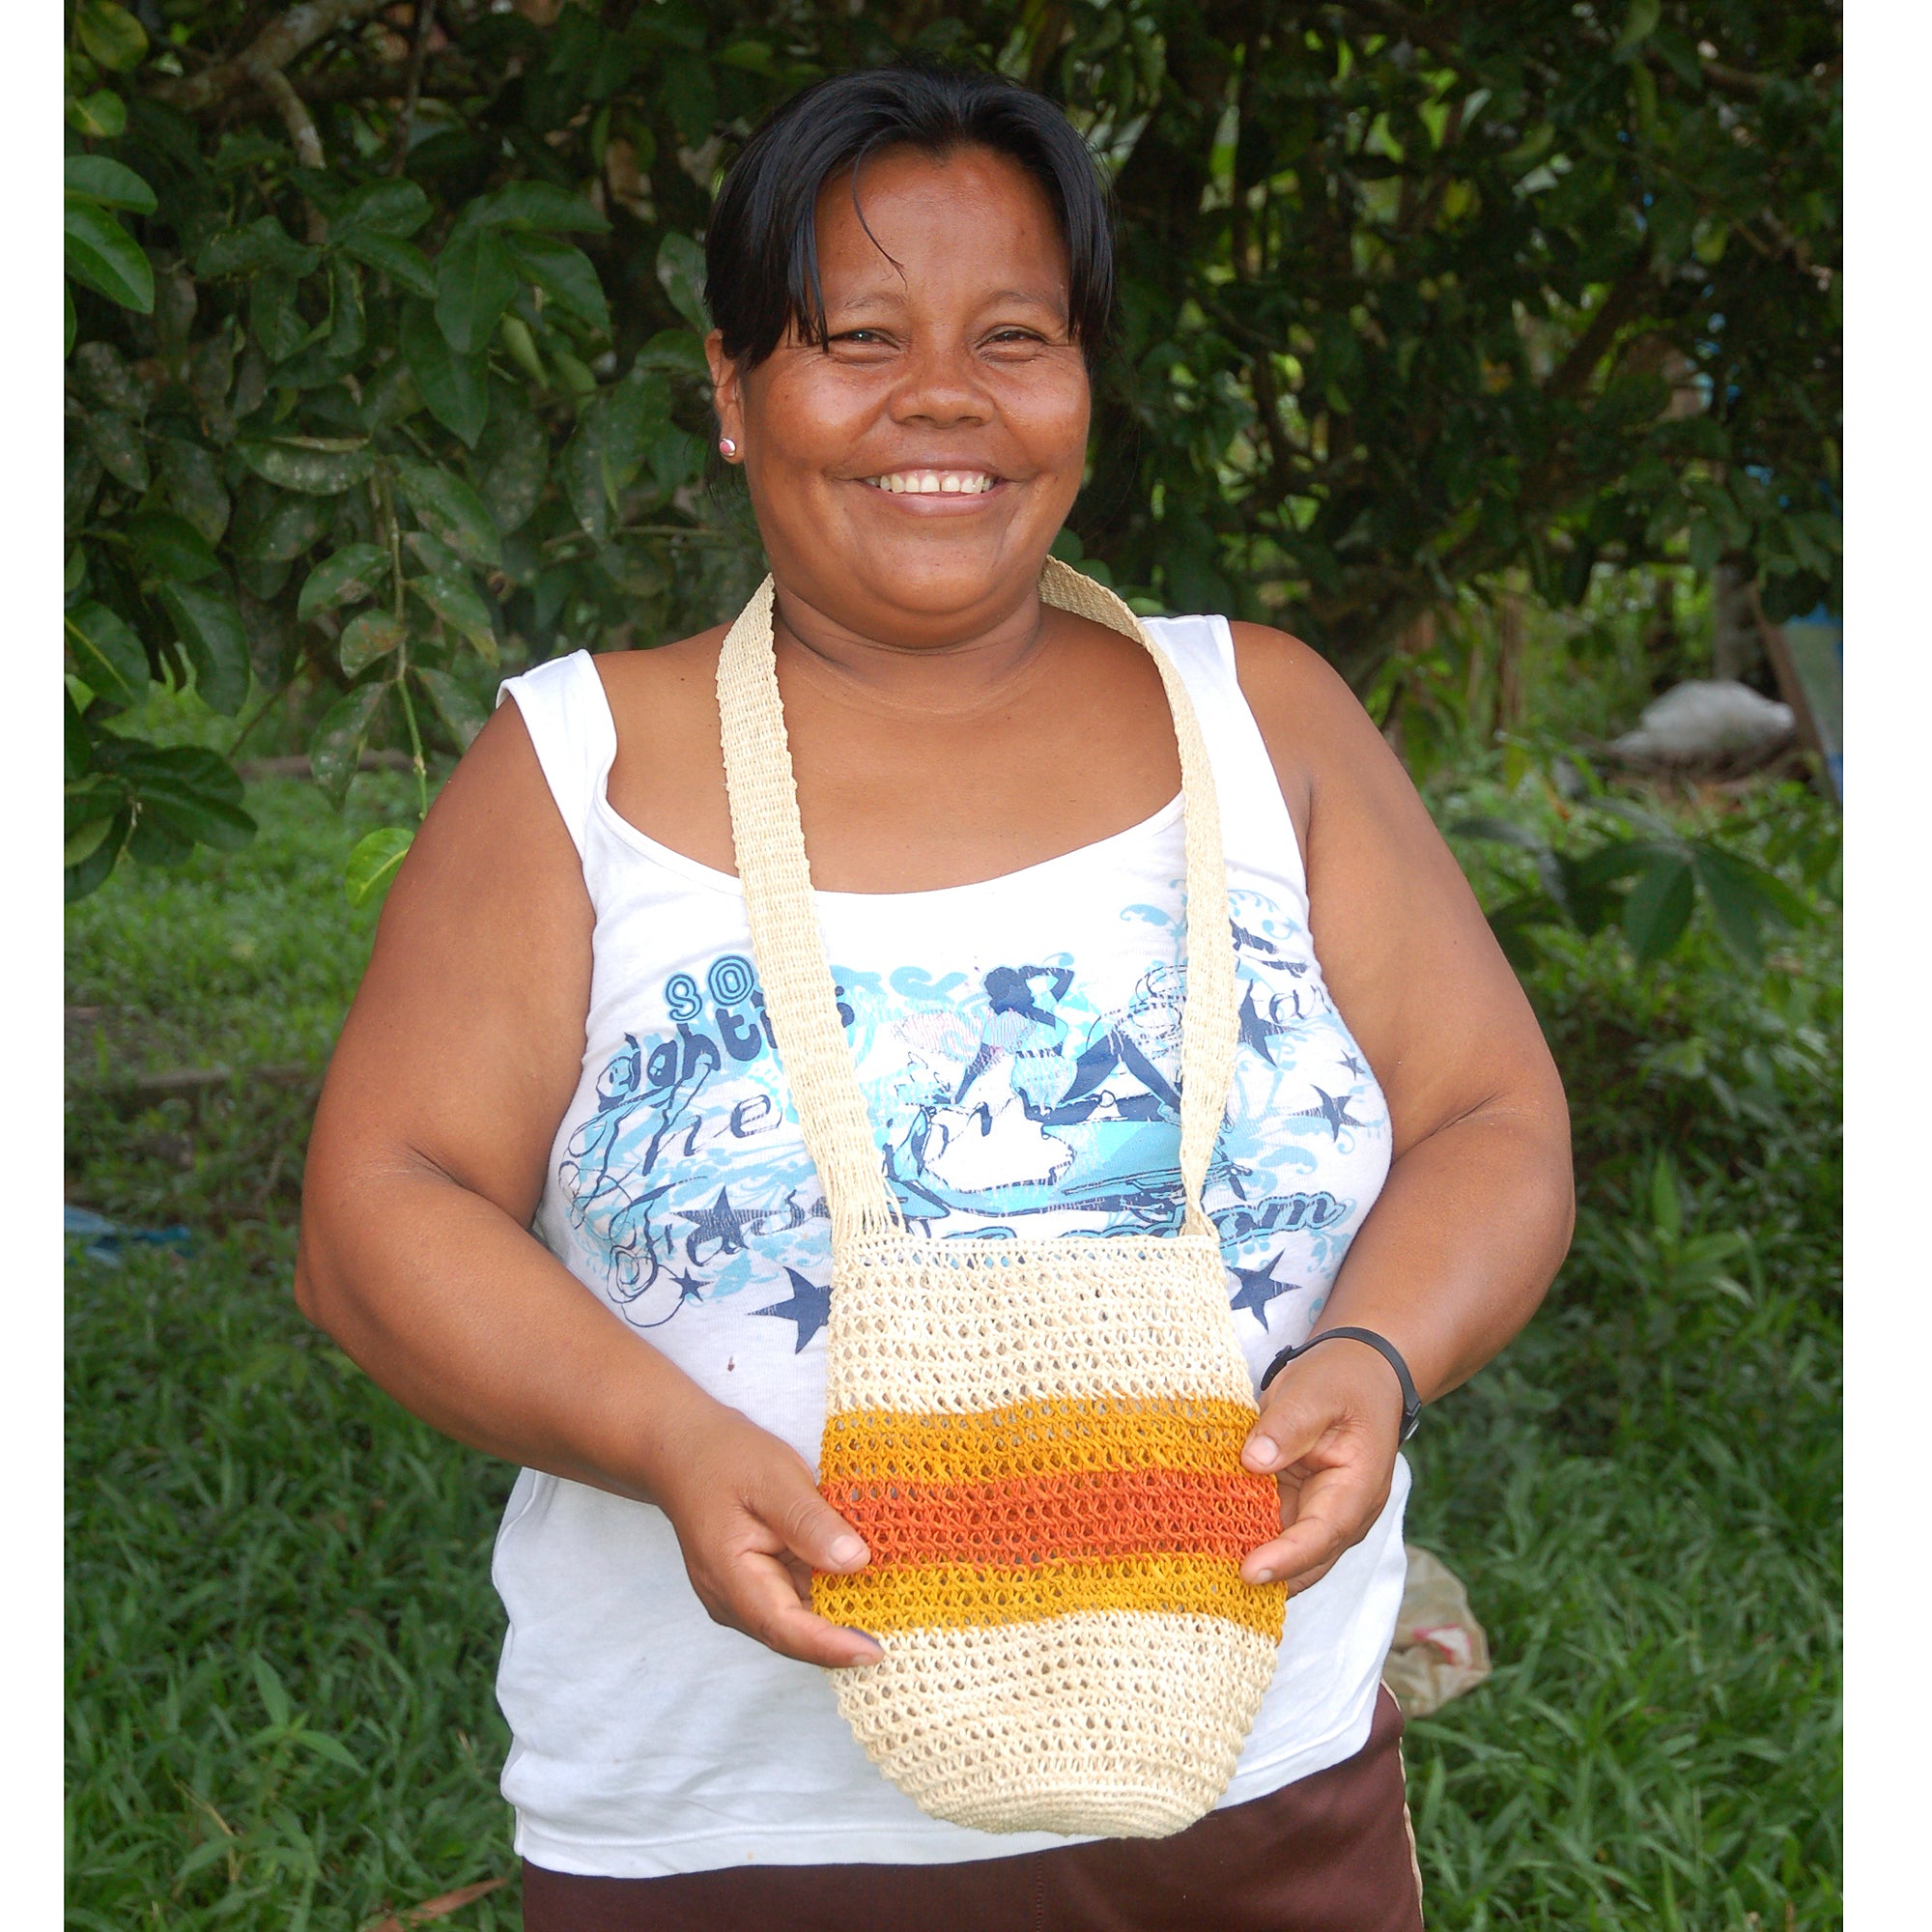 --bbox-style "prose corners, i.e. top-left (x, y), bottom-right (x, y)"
top-left (1775, 606), bottom-right (1842, 804)
top-left (65, 1206), bottom-right (193, 1267)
